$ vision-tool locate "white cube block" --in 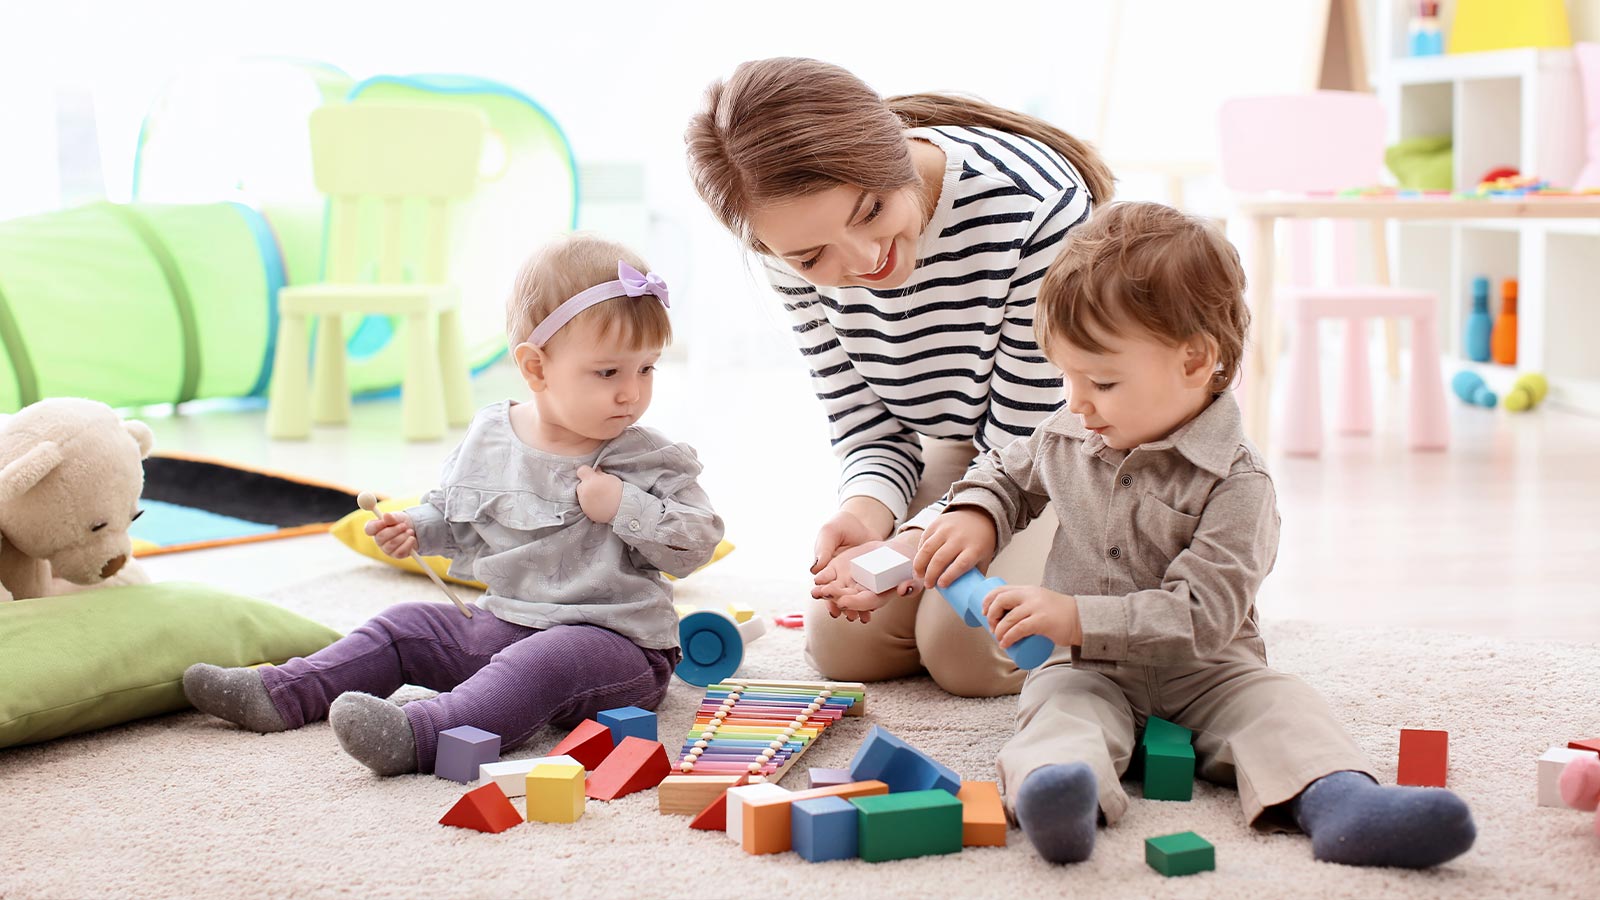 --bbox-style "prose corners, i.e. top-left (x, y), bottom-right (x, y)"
top-left (849, 545), bottom-right (914, 594)
top-left (726, 782), bottom-right (788, 844)
top-left (1539, 746), bottom-right (1598, 807)
top-left (480, 754), bottom-right (581, 797)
